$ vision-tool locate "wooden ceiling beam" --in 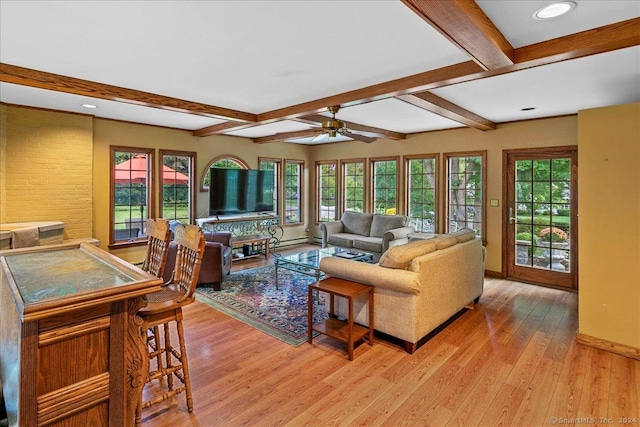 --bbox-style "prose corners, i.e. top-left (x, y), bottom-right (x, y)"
top-left (0, 63), bottom-right (257, 123)
top-left (6, 16), bottom-right (638, 141)
top-left (257, 60), bottom-right (484, 122)
top-left (397, 91), bottom-right (495, 131)
top-left (513, 17), bottom-right (640, 69)
top-left (401, 0), bottom-right (514, 70)
top-left (298, 114), bottom-right (407, 140)
top-left (193, 121), bottom-right (260, 137)
top-left (257, 19), bottom-right (639, 128)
